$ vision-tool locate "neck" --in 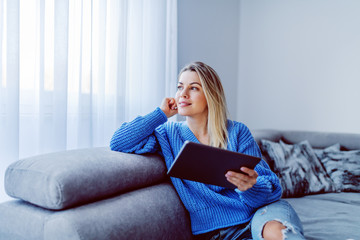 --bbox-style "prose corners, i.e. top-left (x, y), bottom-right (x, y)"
top-left (186, 115), bottom-right (209, 145)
